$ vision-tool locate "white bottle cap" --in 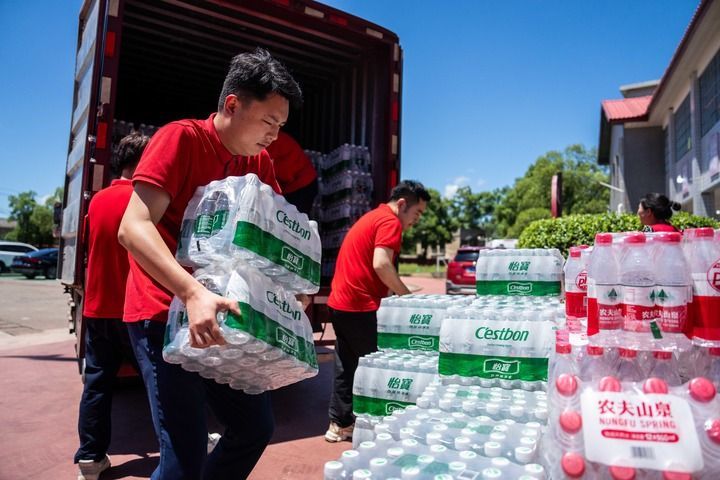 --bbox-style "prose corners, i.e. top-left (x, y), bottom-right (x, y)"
top-left (490, 432), bottom-right (507, 442)
top-left (374, 423), bottom-right (391, 435)
top-left (401, 466), bottom-right (421, 479)
top-left (510, 405), bottom-right (525, 417)
top-left (439, 398), bottom-right (453, 410)
top-left (448, 461), bottom-right (467, 473)
top-left (524, 463), bottom-right (545, 477)
top-left (433, 423), bottom-right (449, 432)
top-left (376, 433), bottom-right (393, 445)
top-left (520, 436), bottom-right (537, 447)
top-left (486, 402), bottom-right (501, 415)
top-left (482, 467), bottom-right (503, 479)
top-left (521, 428), bottom-right (540, 438)
top-left (324, 460), bottom-right (343, 478)
top-left (515, 446), bottom-right (535, 464)
top-left (369, 457), bottom-right (388, 474)
top-left (534, 407), bottom-right (549, 421)
top-left (386, 447), bottom-right (404, 459)
top-left (399, 427), bottom-right (415, 439)
top-left (417, 454), bottom-right (435, 466)
top-left (484, 441), bottom-right (503, 457)
top-left (459, 450), bottom-right (478, 461)
top-left (455, 436), bottom-right (472, 450)
top-left (491, 457), bottom-right (510, 468)
top-left (353, 469), bottom-right (372, 480)
top-left (493, 424), bottom-right (509, 433)
top-left (416, 397), bottom-right (430, 409)
top-left (426, 432), bottom-right (443, 445)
